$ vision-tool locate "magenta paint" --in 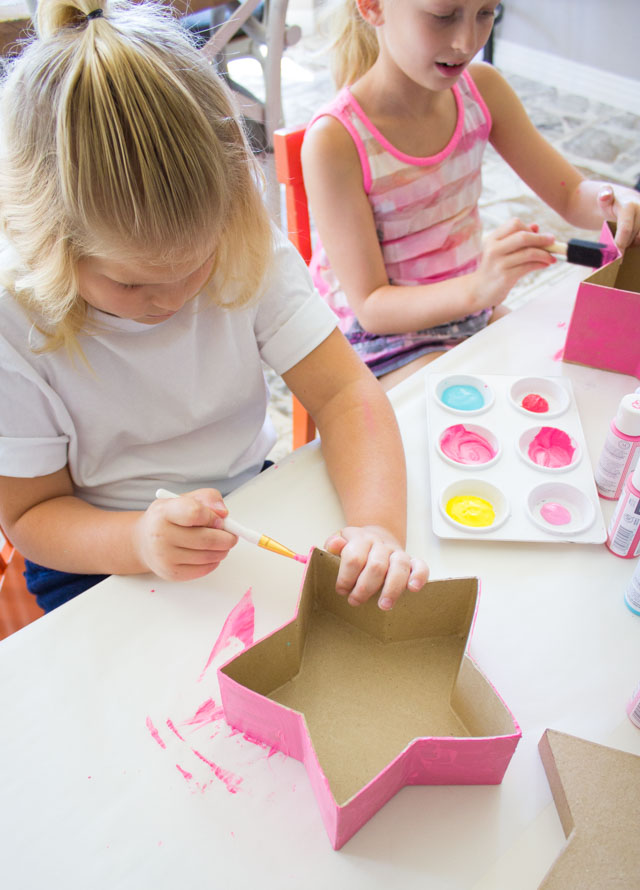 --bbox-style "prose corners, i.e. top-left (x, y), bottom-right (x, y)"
top-left (146, 717), bottom-right (166, 749)
top-left (198, 588), bottom-right (255, 681)
top-left (175, 764), bottom-right (193, 781)
top-left (540, 502), bottom-right (572, 526)
top-left (594, 394), bottom-right (640, 500)
top-left (440, 424), bottom-right (496, 465)
top-left (527, 427), bottom-right (575, 468)
top-left (606, 462), bottom-right (640, 558)
top-left (552, 348), bottom-right (564, 362)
